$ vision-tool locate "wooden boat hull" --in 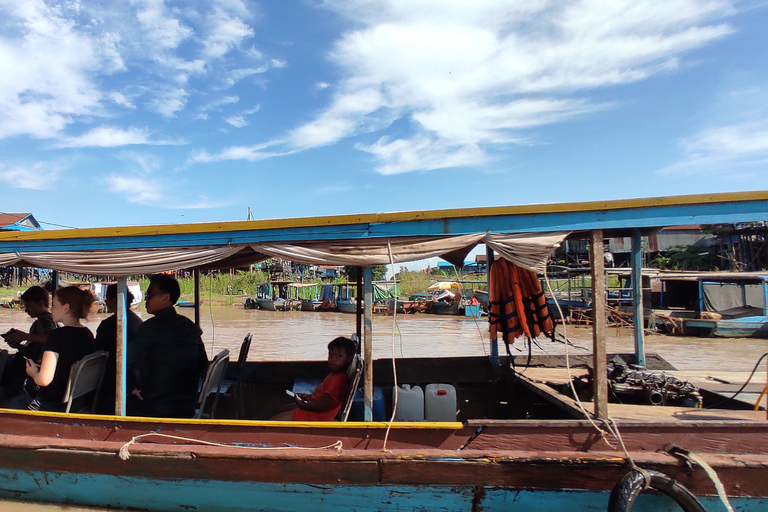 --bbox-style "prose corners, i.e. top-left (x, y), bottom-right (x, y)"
top-left (684, 317), bottom-right (768, 338)
top-left (0, 411), bottom-right (767, 511)
top-left (337, 299), bottom-right (358, 314)
top-left (301, 299), bottom-right (320, 311)
top-left (256, 299), bottom-right (276, 311)
top-left (176, 300), bottom-right (202, 308)
top-left (430, 301), bottom-right (462, 315)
